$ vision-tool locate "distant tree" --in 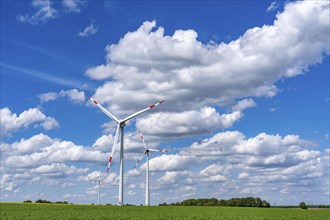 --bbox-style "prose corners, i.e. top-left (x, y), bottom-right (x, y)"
top-left (262, 200), bottom-right (271, 208)
top-left (299, 202), bottom-right (308, 209)
top-left (55, 201), bottom-right (69, 204)
top-left (206, 198), bottom-right (218, 206)
top-left (217, 199), bottom-right (226, 206)
top-left (174, 197), bottom-right (271, 207)
top-left (35, 199), bottom-right (51, 203)
top-left (182, 199), bottom-right (196, 206)
top-left (23, 200), bottom-right (32, 203)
